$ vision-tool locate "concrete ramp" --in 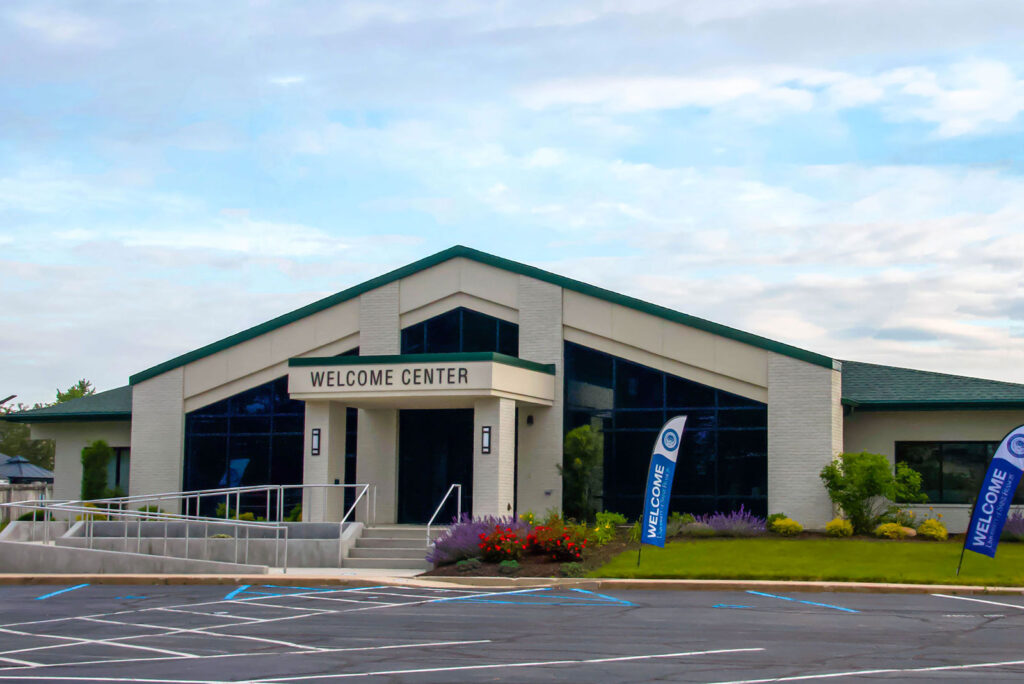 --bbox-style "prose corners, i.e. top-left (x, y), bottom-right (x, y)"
top-left (0, 540), bottom-right (268, 574)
